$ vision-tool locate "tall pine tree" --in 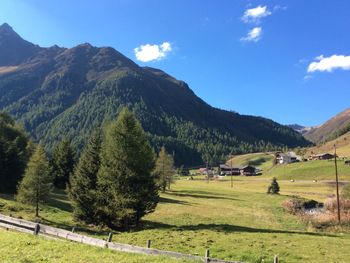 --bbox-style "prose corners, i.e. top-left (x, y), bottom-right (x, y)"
top-left (155, 146), bottom-right (175, 192)
top-left (97, 108), bottom-right (158, 230)
top-left (69, 129), bottom-right (102, 223)
top-left (17, 145), bottom-right (52, 217)
top-left (50, 138), bottom-right (76, 189)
